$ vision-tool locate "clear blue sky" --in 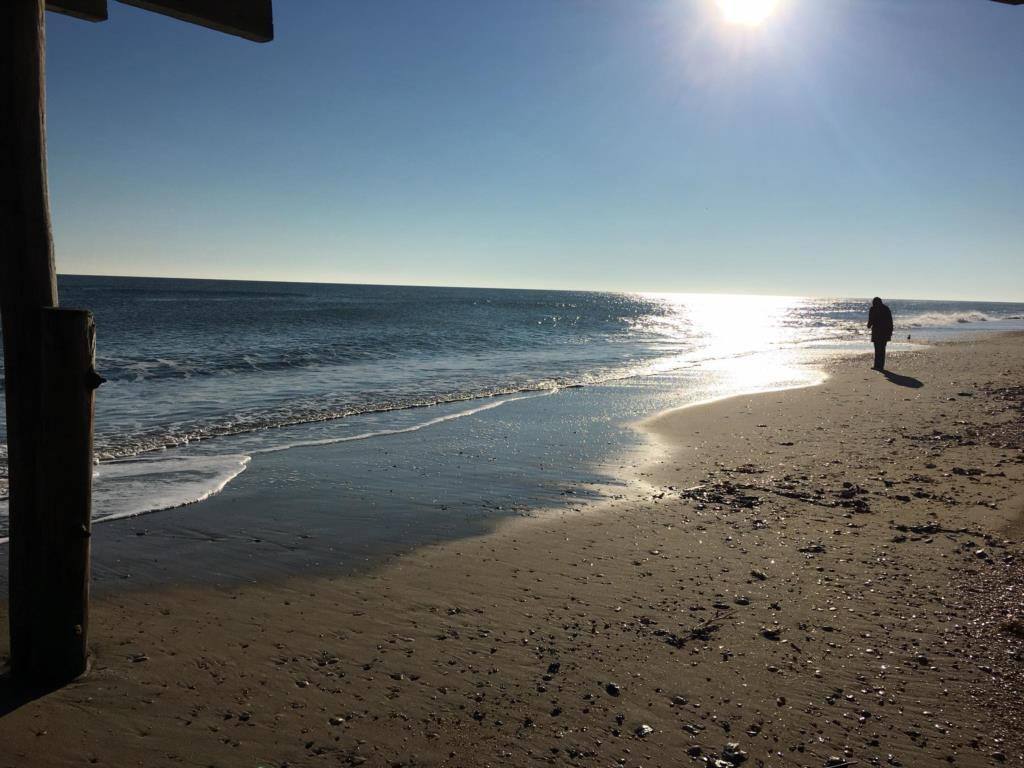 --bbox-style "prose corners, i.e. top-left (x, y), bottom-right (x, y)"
top-left (46, 0), bottom-right (1024, 300)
